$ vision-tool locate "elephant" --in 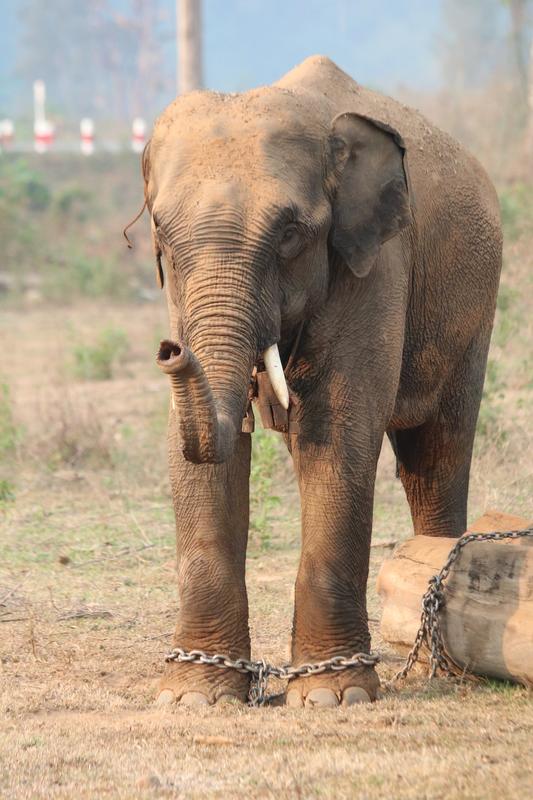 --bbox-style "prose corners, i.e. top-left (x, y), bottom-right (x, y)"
top-left (140, 56), bottom-right (502, 708)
